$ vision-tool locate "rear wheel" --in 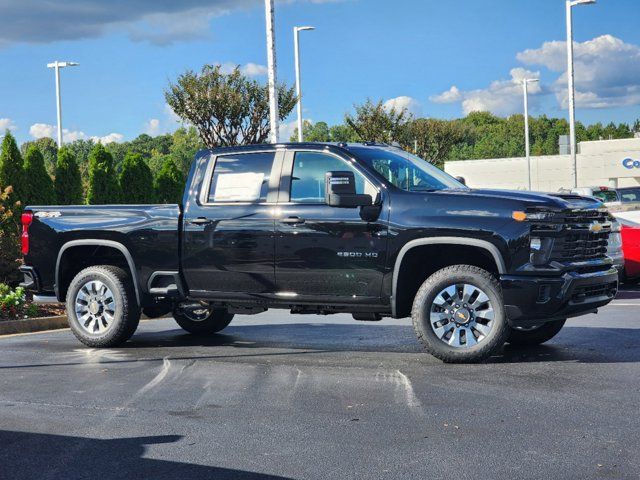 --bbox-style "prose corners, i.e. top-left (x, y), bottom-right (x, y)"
top-left (411, 265), bottom-right (508, 363)
top-left (506, 319), bottom-right (566, 346)
top-left (173, 305), bottom-right (234, 335)
top-left (66, 265), bottom-right (140, 347)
